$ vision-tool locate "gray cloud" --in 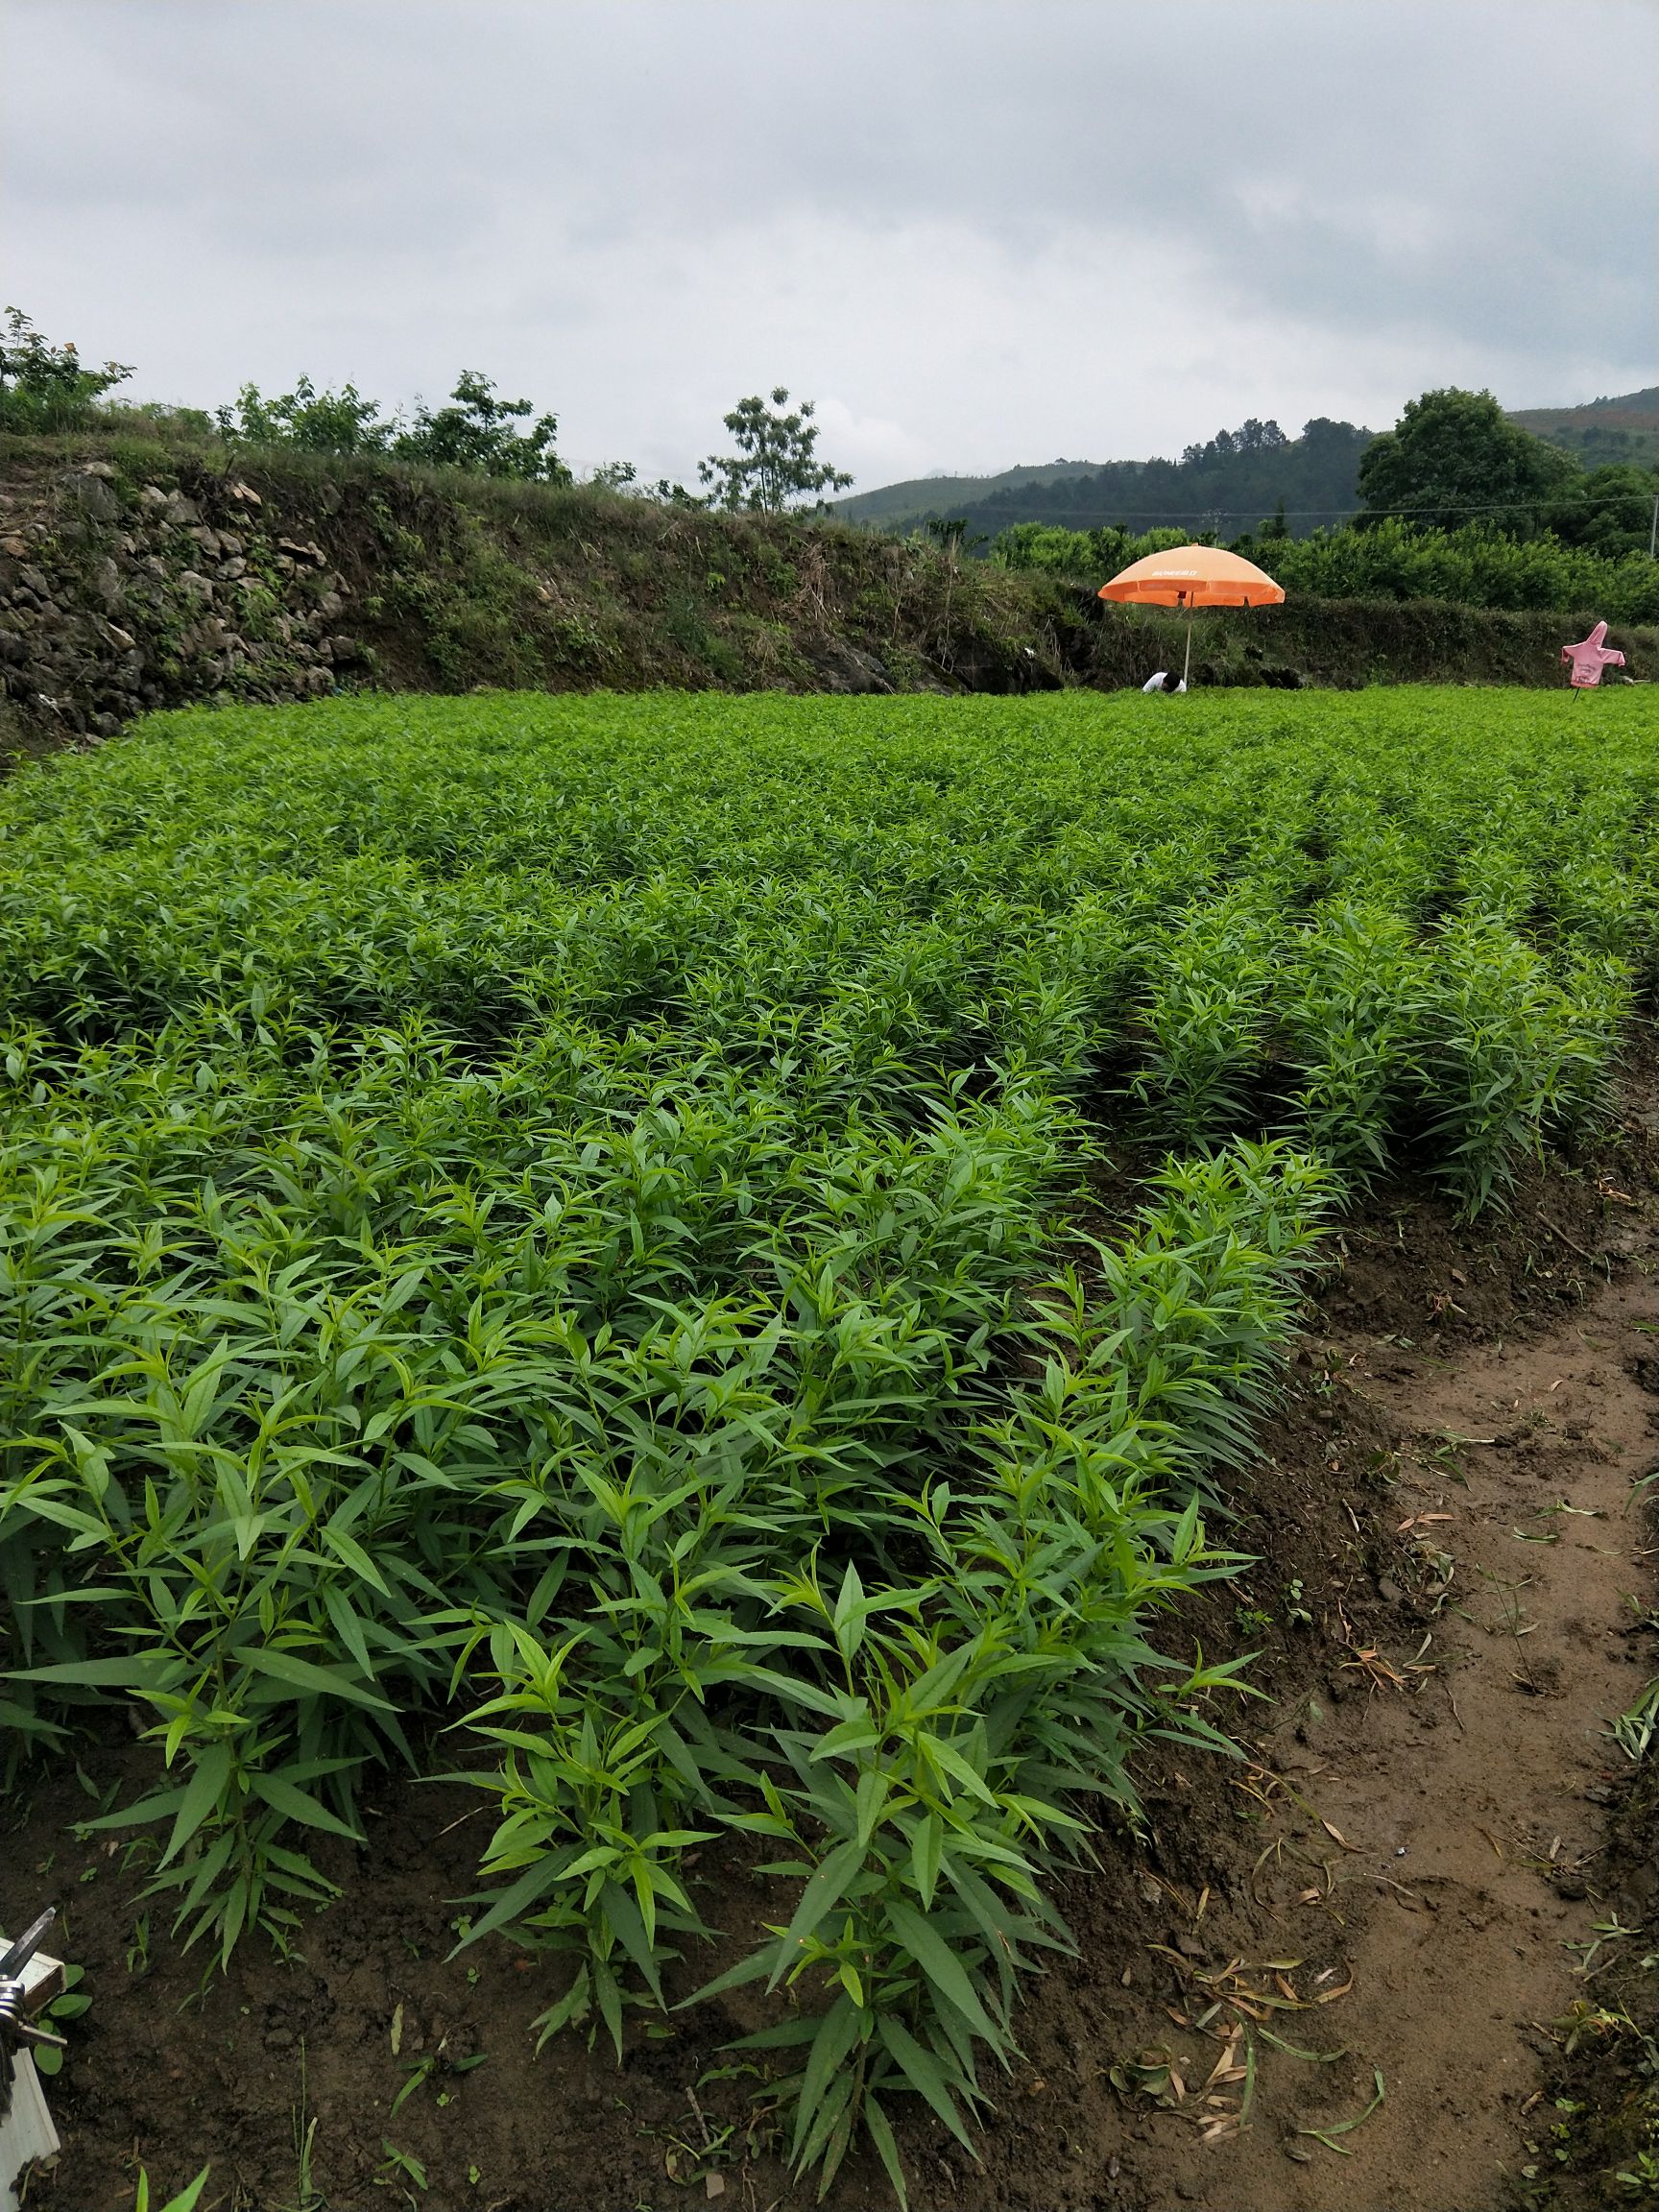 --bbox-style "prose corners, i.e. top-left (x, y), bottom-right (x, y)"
top-left (6, 0), bottom-right (1654, 486)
